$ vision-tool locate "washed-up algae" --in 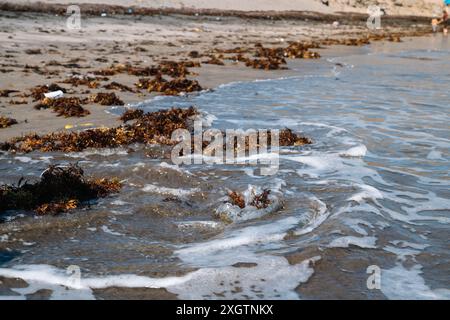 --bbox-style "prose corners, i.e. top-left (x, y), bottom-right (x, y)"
top-left (0, 164), bottom-right (121, 216)
top-left (89, 92), bottom-right (124, 106)
top-left (135, 76), bottom-right (203, 95)
top-left (227, 189), bottom-right (272, 209)
top-left (0, 107), bottom-right (199, 153)
top-left (34, 97), bottom-right (90, 117)
top-left (0, 116), bottom-right (18, 129)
